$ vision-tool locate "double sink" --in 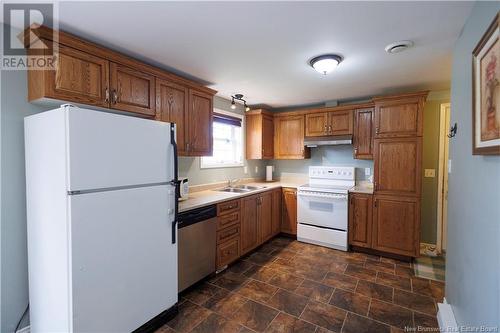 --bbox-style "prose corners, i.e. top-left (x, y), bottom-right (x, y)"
top-left (217, 184), bottom-right (267, 193)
